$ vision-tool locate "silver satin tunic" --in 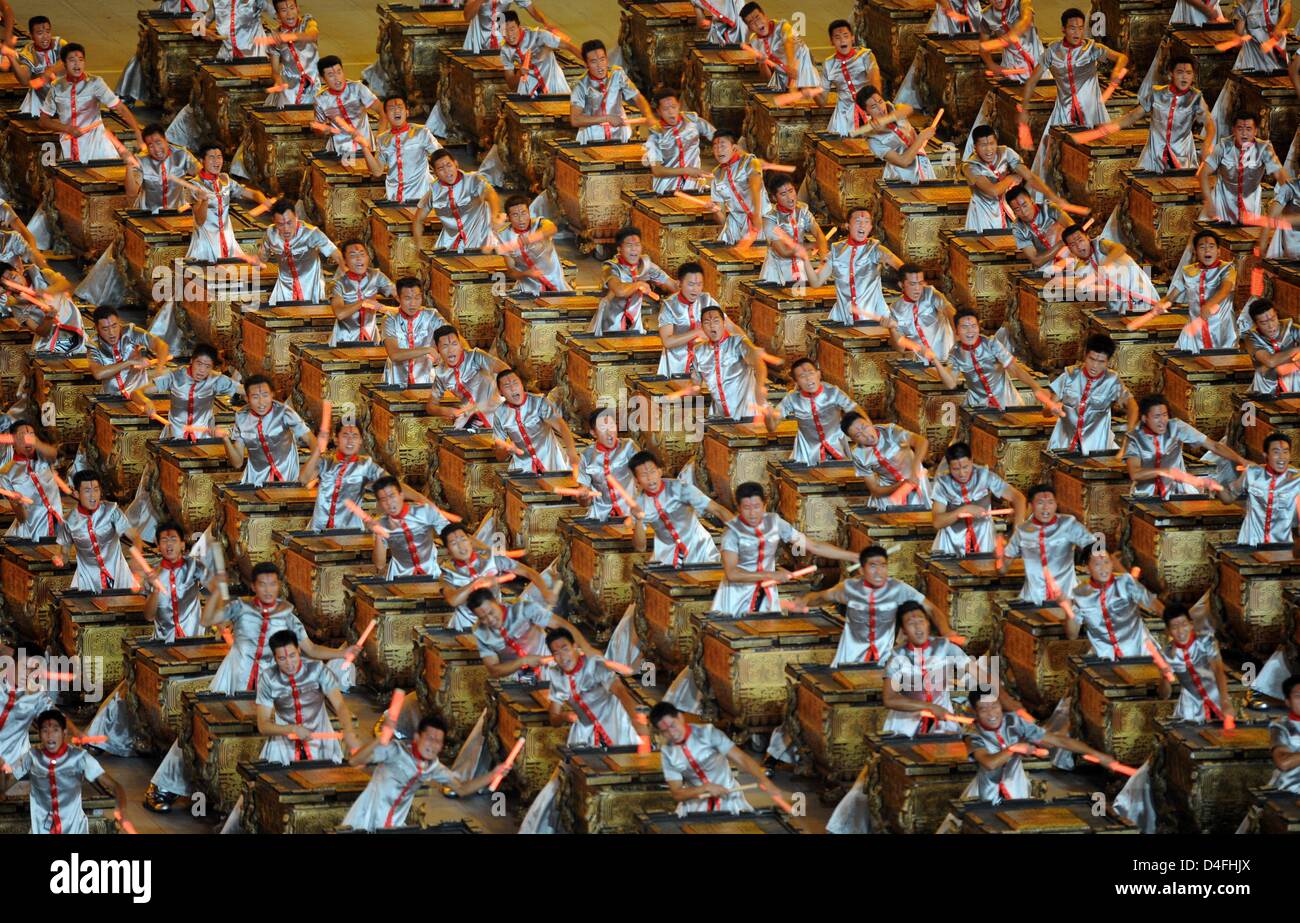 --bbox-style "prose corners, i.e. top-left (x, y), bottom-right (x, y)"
top-left (1002, 514), bottom-right (1094, 602)
top-left (1069, 573), bottom-right (1156, 660)
top-left (931, 466), bottom-right (1011, 554)
top-left (831, 577), bottom-right (925, 666)
top-left (711, 512), bottom-right (806, 614)
top-left (776, 384), bottom-right (855, 464)
top-left (1047, 366), bottom-right (1130, 454)
top-left (231, 402), bottom-right (311, 486)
